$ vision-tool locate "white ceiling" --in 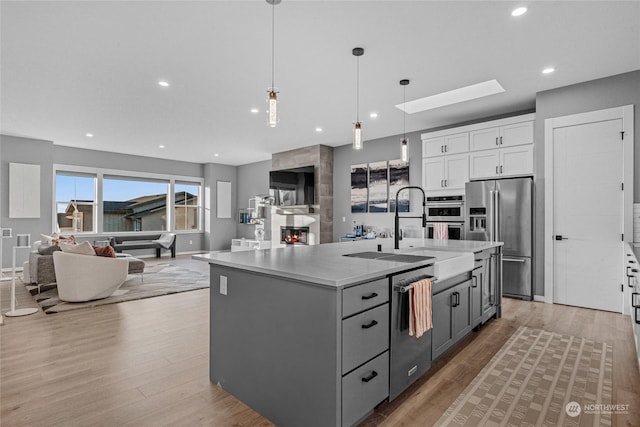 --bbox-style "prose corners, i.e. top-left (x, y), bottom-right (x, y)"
top-left (2, 1), bottom-right (639, 166)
